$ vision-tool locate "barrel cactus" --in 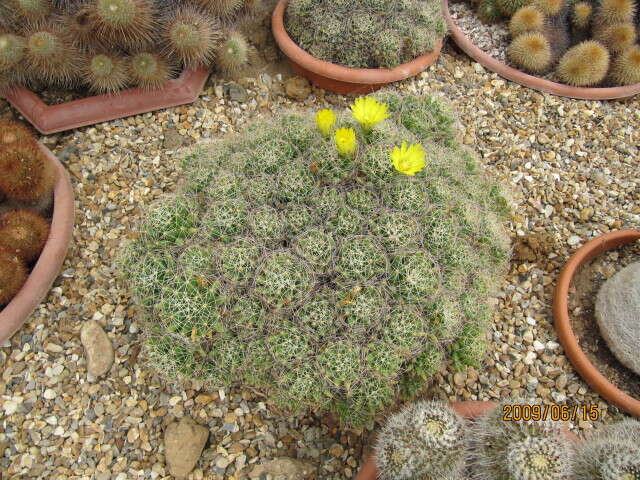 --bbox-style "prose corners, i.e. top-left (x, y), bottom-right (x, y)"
top-left (284, 0), bottom-right (446, 69)
top-left (375, 400), bottom-right (467, 480)
top-left (122, 92), bottom-right (510, 426)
